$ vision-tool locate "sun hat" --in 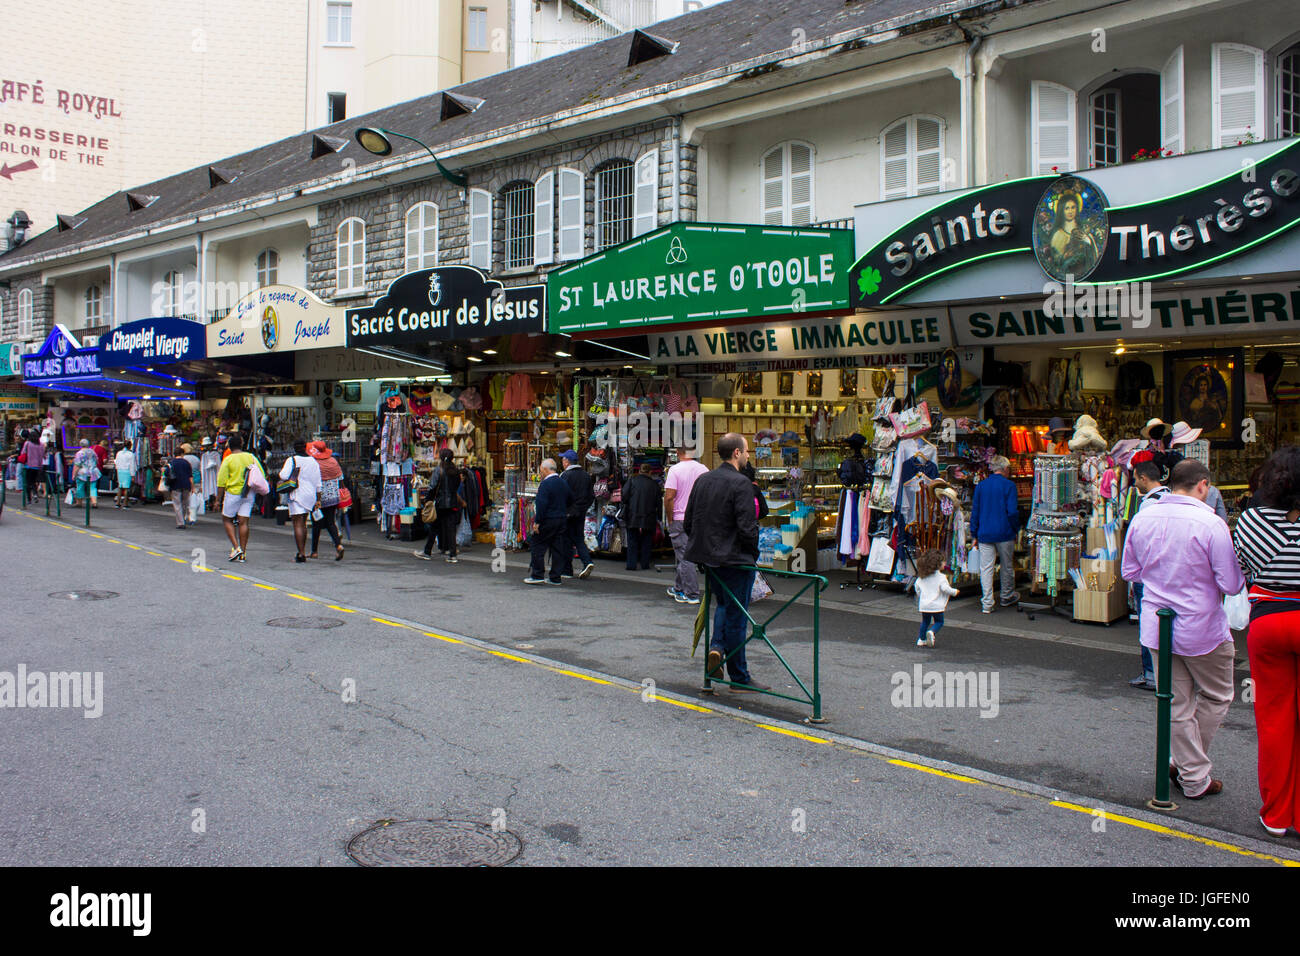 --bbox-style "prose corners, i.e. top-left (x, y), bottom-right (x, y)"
top-left (1140, 418), bottom-right (1168, 440)
top-left (306, 440), bottom-right (334, 460)
top-left (201, 436), bottom-right (213, 447)
top-left (1047, 417), bottom-right (1070, 436)
top-left (1168, 421), bottom-right (1203, 445)
top-left (180, 443), bottom-right (193, 454)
